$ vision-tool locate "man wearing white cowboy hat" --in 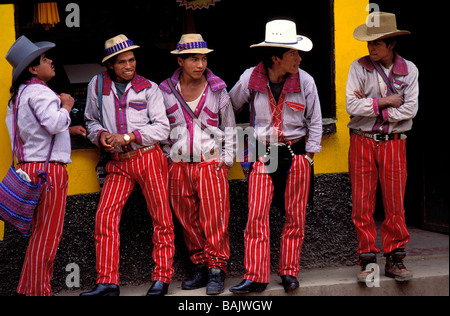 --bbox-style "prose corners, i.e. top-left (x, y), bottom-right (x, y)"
top-left (346, 12), bottom-right (419, 283)
top-left (159, 33), bottom-right (236, 295)
top-left (4, 36), bottom-right (75, 296)
top-left (82, 34), bottom-right (175, 296)
top-left (229, 19), bottom-right (322, 294)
